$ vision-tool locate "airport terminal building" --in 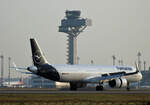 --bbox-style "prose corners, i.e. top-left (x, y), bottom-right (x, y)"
top-left (29, 75), bottom-right (56, 88)
top-left (141, 70), bottom-right (150, 87)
